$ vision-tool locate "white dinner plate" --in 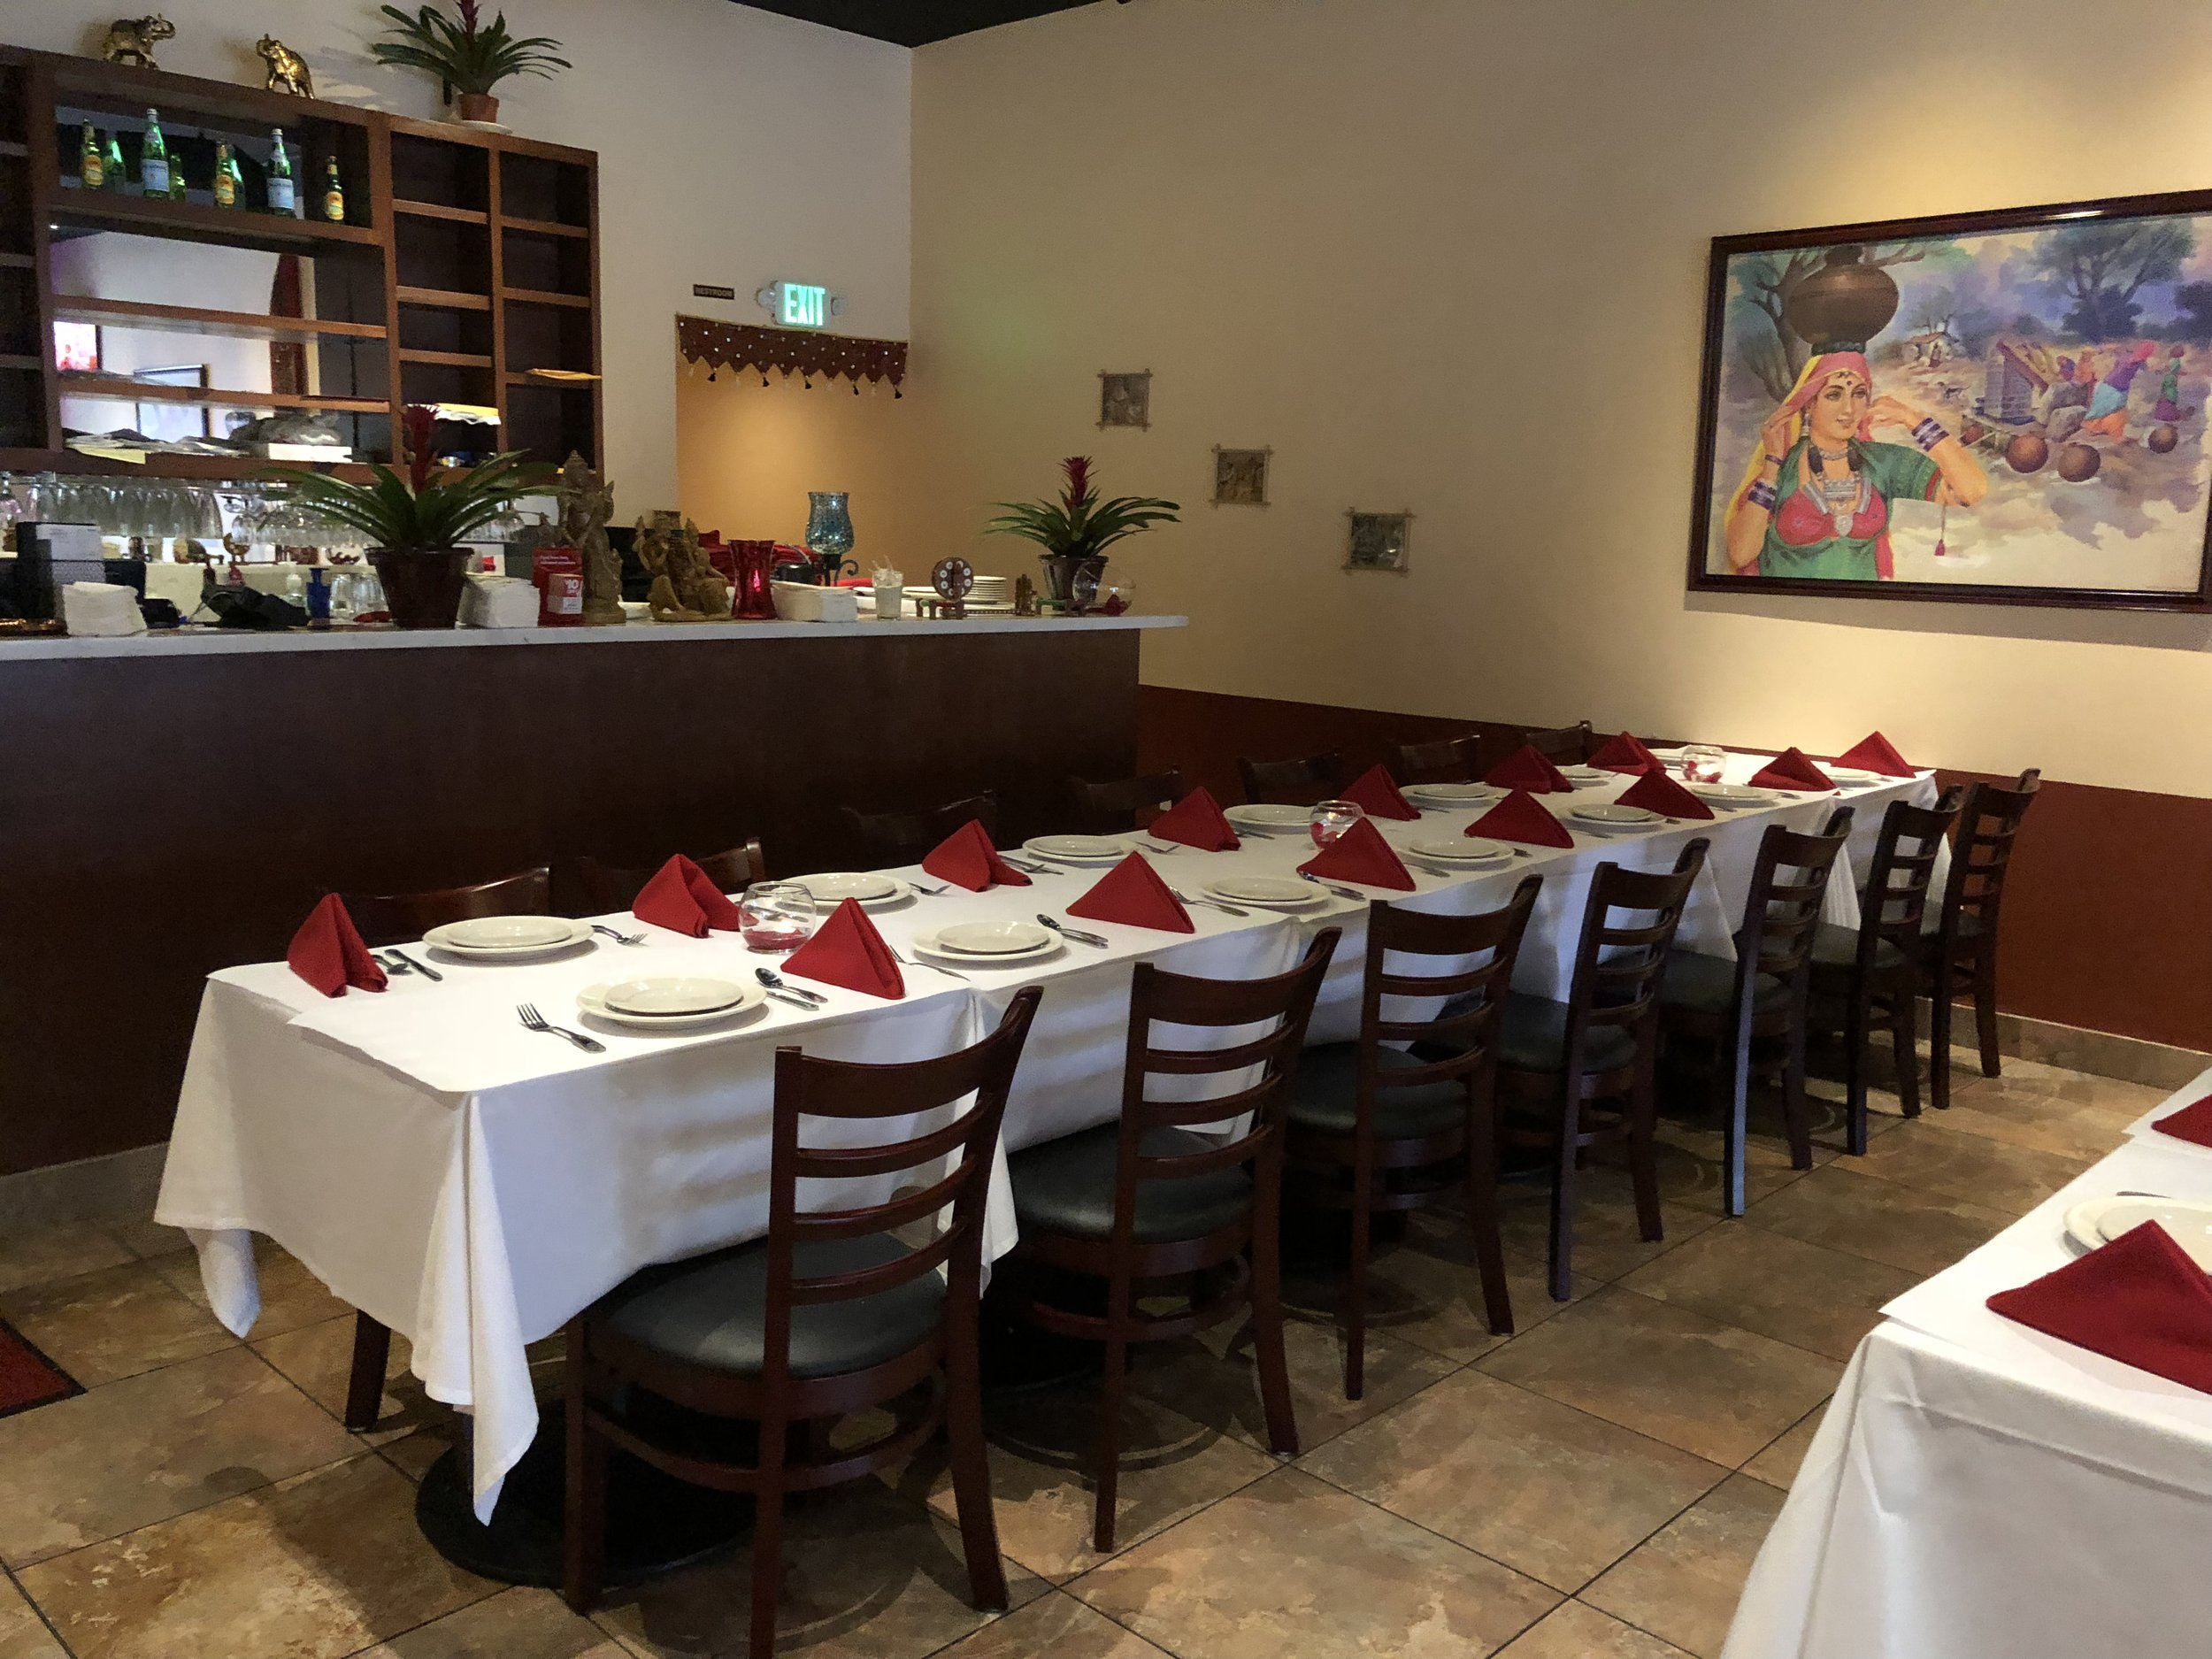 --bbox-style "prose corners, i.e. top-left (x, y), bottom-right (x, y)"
top-left (425, 916), bottom-right (594, 958)
top-left (934, 920), bottom-right (1056, 956)
top-left (1407, 836), bottom-right (1513, 864)
top-left (1570, 803), bottom-right (1660, 828)
top-left (1024, 834), bottom-right (1133, 864)
top-left (910, 926), bottom-right (1063, 966)
top-left (1224, 803), bottom-right (1313, 833)
top-left (1560, 767), bottom-right (1609, 789)
top-left (1693, 786), bottom-right (1769, 810)
top-left (1403, 782), bottom-right (1502, 808)
top-left (1205, 874), bottom-right (1325, 909)
top-left (577, 980), bottom-right (764, 1031)
top-left (599, 976), bottom-right (749, 1018)
top-left (795, 872), bottom-right (912, 910)
top-left (2065, 1195), bottom-right (2212, 1271)
top-left (1825, 766), bottom-right (1890, 786)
